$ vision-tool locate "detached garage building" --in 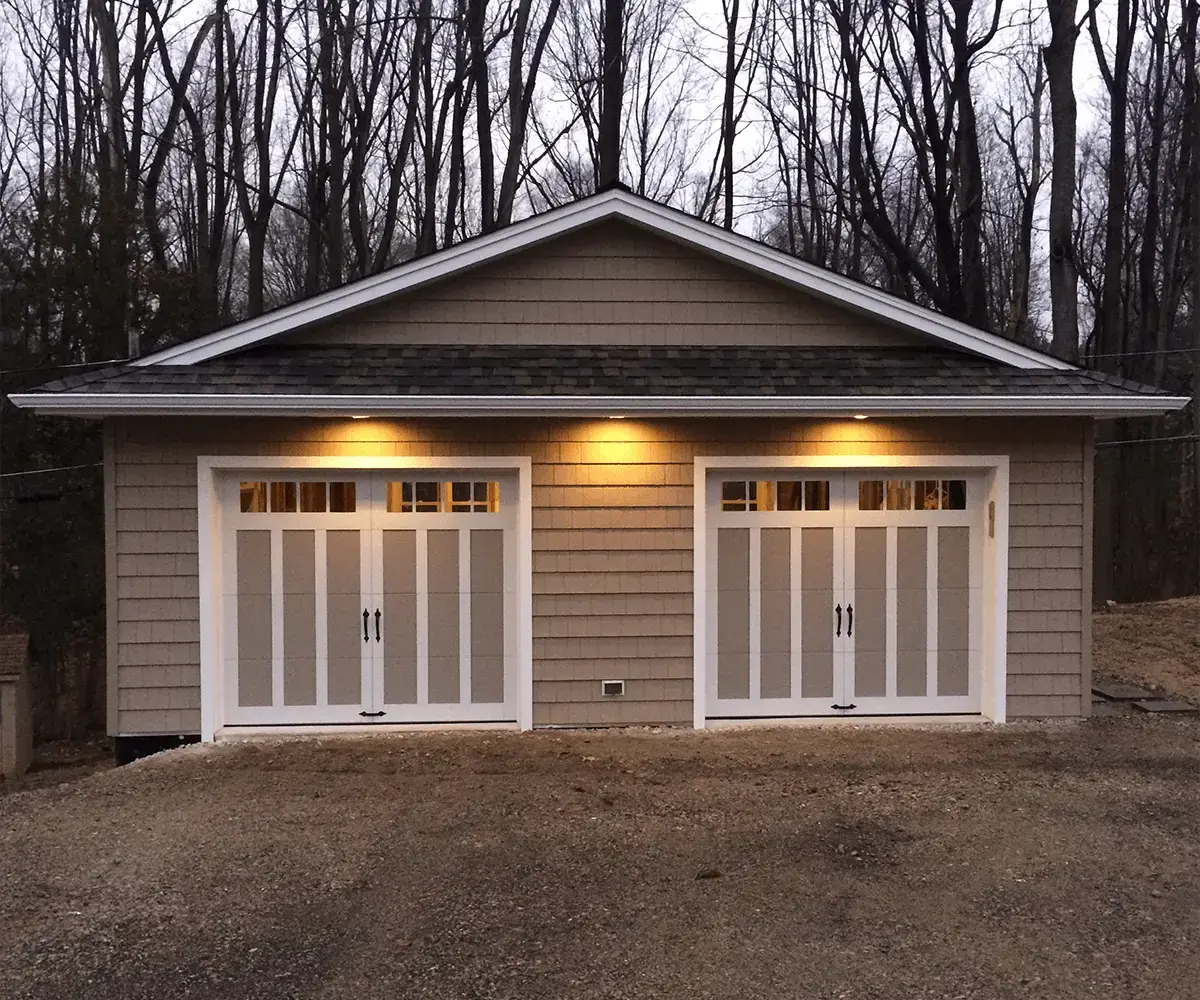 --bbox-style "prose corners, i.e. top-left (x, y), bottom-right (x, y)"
top-left (11, 188), bottom-right (1189, 748)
